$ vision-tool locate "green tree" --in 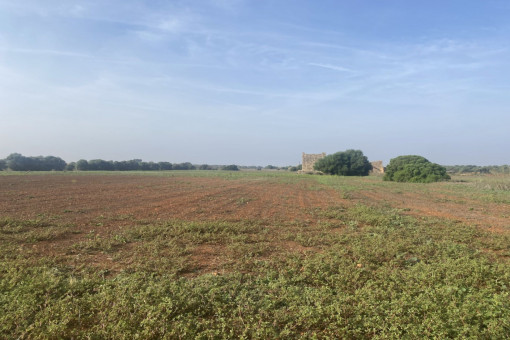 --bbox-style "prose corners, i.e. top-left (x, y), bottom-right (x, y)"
top-left (221, 164), bottom-right (239, 171)
top-left (5, 153), bottom-right (30, 171)
top-left (76, 159), bottom-right (89, 171)
top-left (314, 150), bottom-right (372, 176)
top-left (158, 162), bottom-right (173, 170)
top-left (0, 159), bottom-right (6, 170)
top-left (88, 159), bottom-right (114, 171)
top-left (41, 156), bottom-right (67, 171)
top-left (4, 153), bottom-right (66, 171)
top-left (288, 164), bottom-right (302, 172)
top-left (173, 162), bottom-right (195, 170)
top-left (383, 155), bottom-right (450, 183)
top-left (65, 162), bottom-right (76, 171)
